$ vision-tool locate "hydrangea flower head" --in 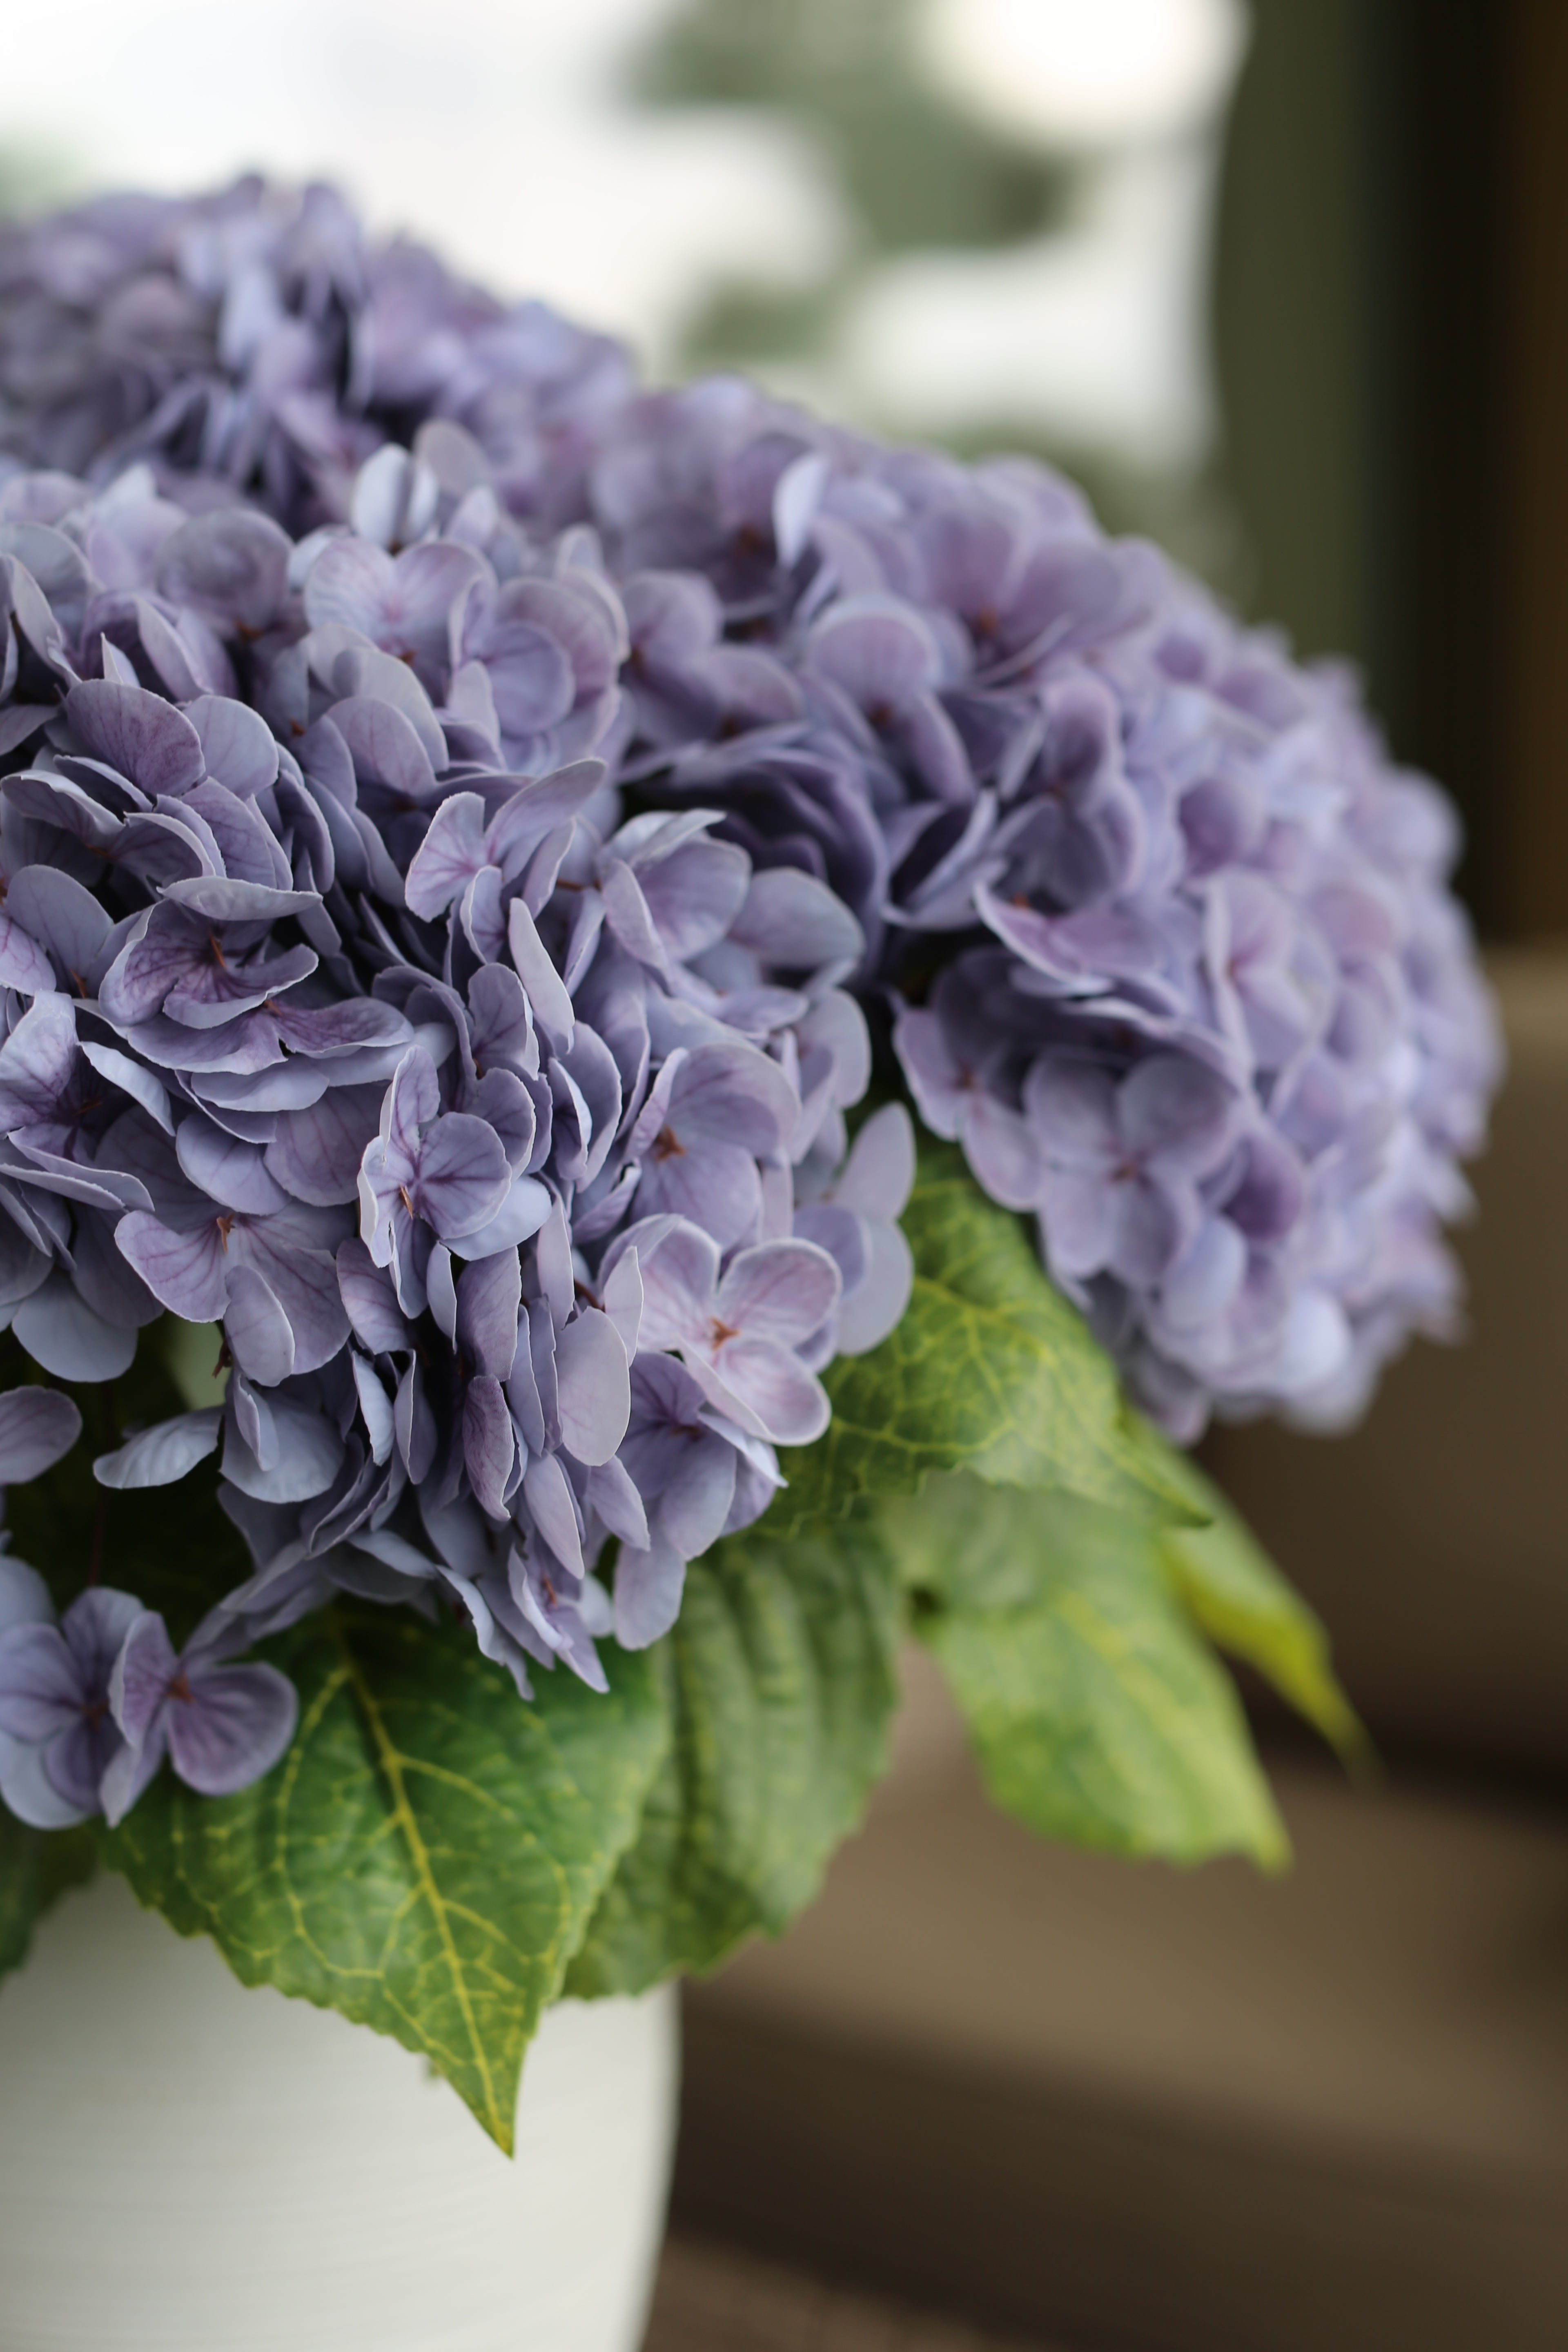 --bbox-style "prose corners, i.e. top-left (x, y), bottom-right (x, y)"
top-left (0, 180), bottom-right (1499, 1831)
